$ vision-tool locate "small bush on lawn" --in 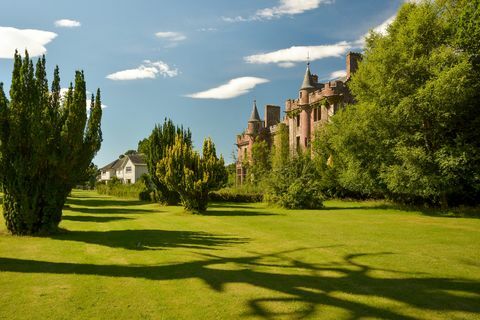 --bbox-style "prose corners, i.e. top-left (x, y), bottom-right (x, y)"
top-left (209, 187), bottom-right (263, 203)
top-left (96, 176), bottom-right (154, 201)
